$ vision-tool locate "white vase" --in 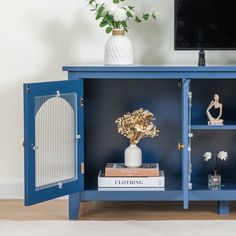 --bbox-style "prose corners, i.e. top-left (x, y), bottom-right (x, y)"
top-left (104, 29), bottom-right (133, 66)
top-left (124, 144), bottom-right (142, 168)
